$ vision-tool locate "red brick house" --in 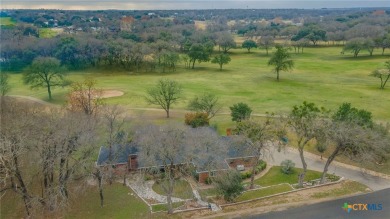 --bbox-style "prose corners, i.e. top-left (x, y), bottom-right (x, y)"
top-left (97, 136), bottom-right (257, 183)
